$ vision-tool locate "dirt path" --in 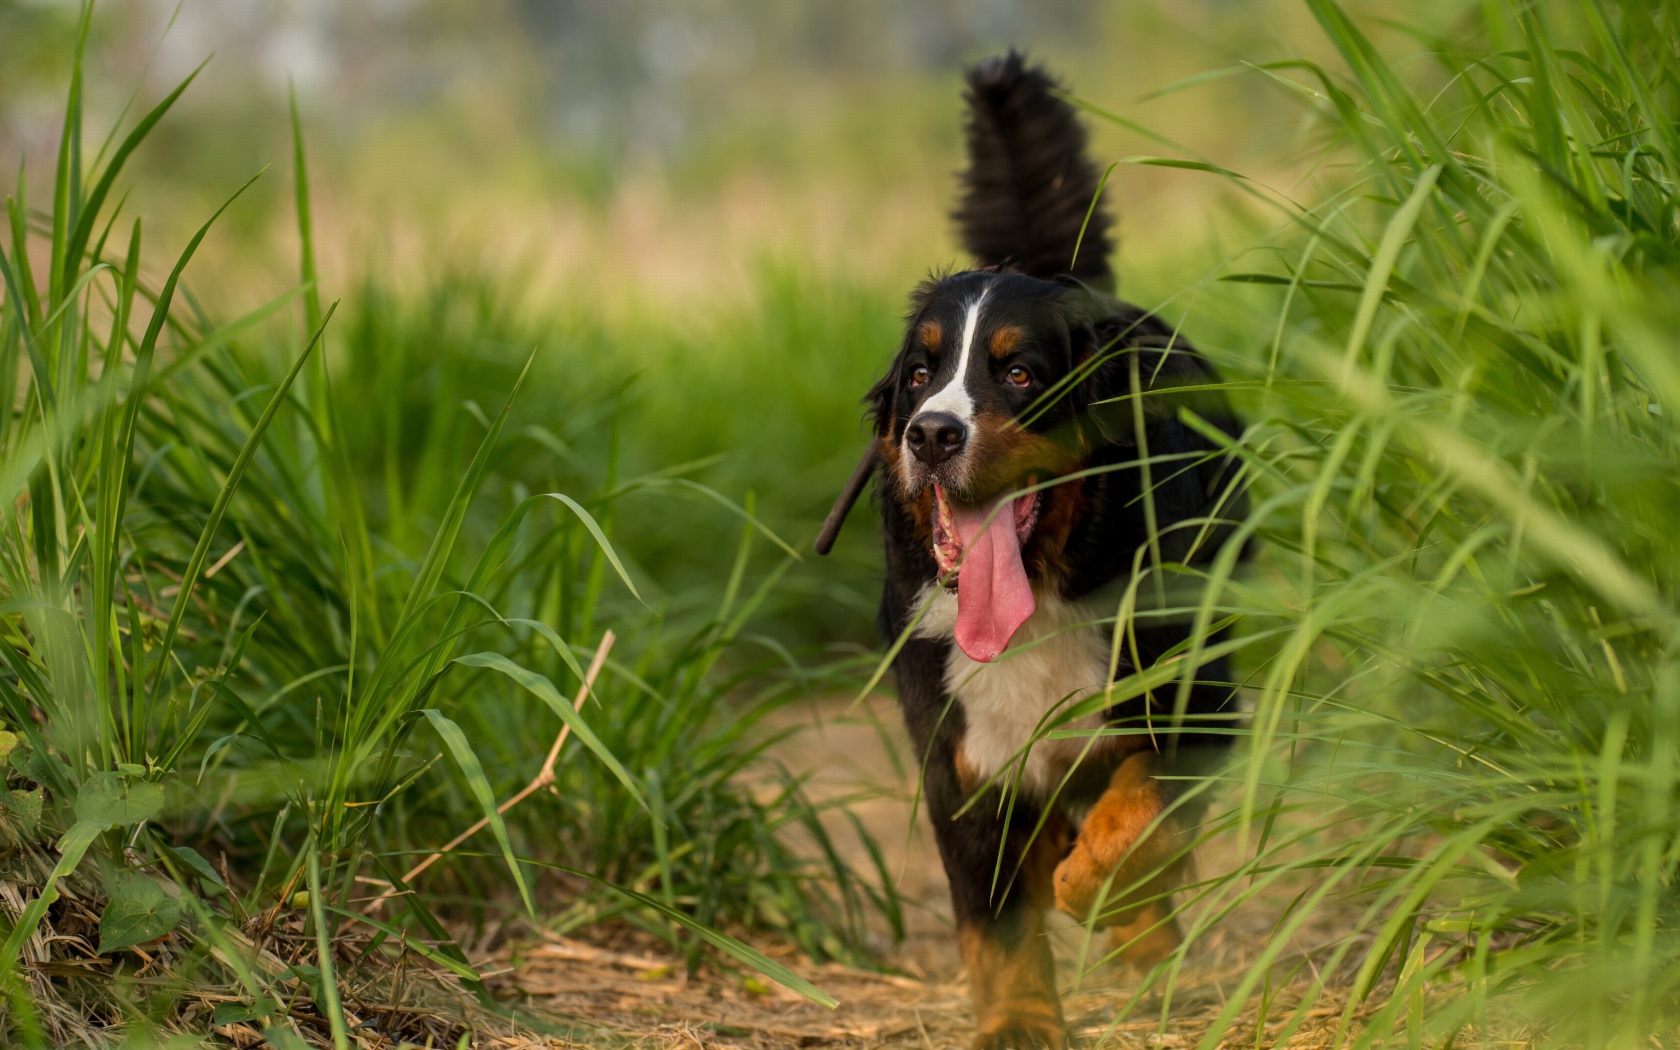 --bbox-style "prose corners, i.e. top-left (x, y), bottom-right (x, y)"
top-left (489, 697), bottom-right (1376, 1049)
